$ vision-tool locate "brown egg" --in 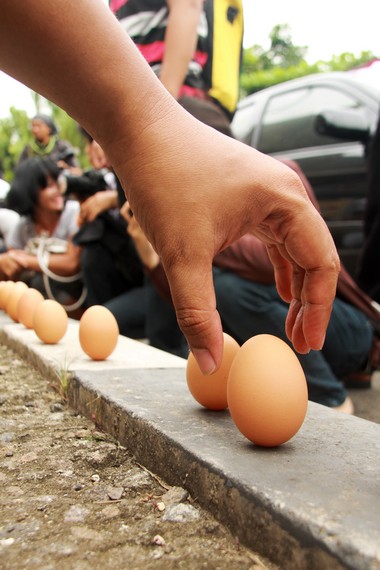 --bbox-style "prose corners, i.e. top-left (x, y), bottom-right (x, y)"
top-left (33, 299), bottom-right (68, 344)
top-left (79, 305), bottom-right (119, 360)
top-left (0, 280), bottom-right (15, 310)
top-left (17, 288), bottom-right (45, 329)
top-left (0, 281), bottom-right (6, 306)
top-left (227, 334), bottom-right (308, 447)
top-left (6, 281), bottom-right (29, 321)
top-left (186, 333), bottom-right (240, 410)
